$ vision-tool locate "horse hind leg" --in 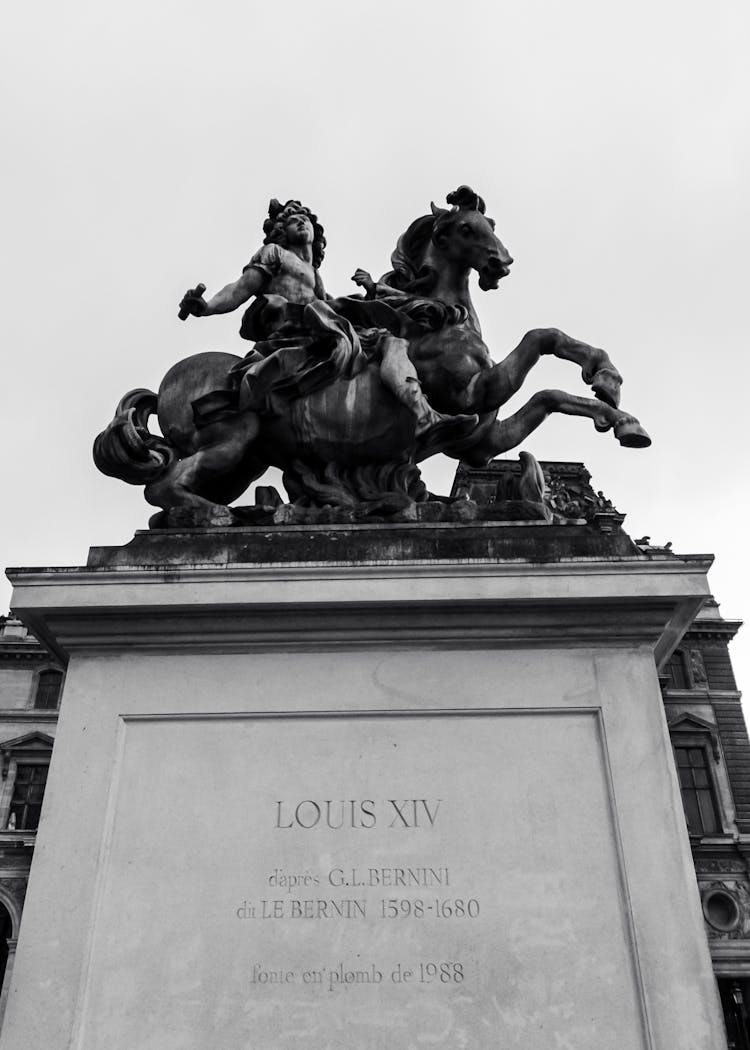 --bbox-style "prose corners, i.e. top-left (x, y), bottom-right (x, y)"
top-left (461, 388), bottom-right (650, 466)
top-left (145, 412), bottom-right (263, 527)
top-left (145, 459), bottom-right (236, 528)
